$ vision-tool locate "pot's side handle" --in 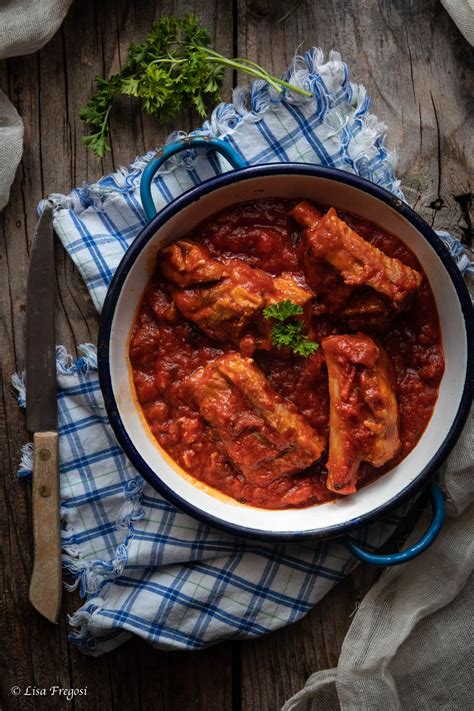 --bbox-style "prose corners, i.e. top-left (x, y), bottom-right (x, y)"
top-left (140, 137), bottom-right (248, 221)
top-left (344, 482), bottom-right (444, 566)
